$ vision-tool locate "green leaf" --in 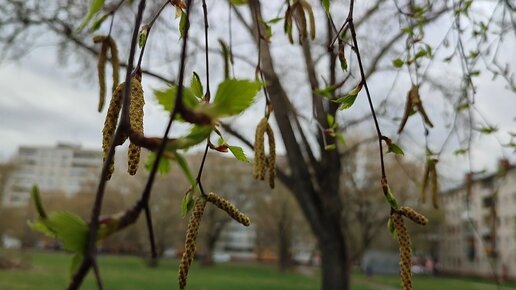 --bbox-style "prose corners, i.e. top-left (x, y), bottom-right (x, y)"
top-left (267, 17), bottom-right (283, 24)
top-left (336, 94), bottom-right (358, 110)
top-left (477, 126), bottom-right (497, 134)
top-left (191, 72), bottom-right (203, 98)
top-left (336, 133), bottom-right (346, 145)
top-left (30, 212), bottom-right (88, 253)
top-left (154, 86), bottom-right (199, 112)
top-left (387, 218), bottom-right (397, 238)
top-left (315, 85), bottom-right (336, 98)
top-left (181, 190), bottom-right (195, 217)
top-left (415, 48), bottom-right (428, 59)
top-left (138, 26), bottom-right (149, 48)
top-left (145, 152), bottom-right (171, 175)
top-left (70, 254), bottom-right (83, 278)
top-left (387, 142), bottom-right (405, 156)
top-left (167, 126), bottom-right (213, 150)
top-left (88, 14), bottom-right (109, 33)
top-left (454, 148), bottom-right (468, 155)
top-left (326, 114), bottom-right (335, 128)
top-left (392, 58), bottom-right (404, 68)
top-left (210, 79), bottom-right (262, 117)
top-left (228, 146), bottom-right (250, 163)
top-left (385, 186), bottom-right (400, 210)
top-left (31, 185), bottom-right (47, 218)
top-left (174, 152), bottom-right (196, 188)
top-left (325, 144), bottom-right (336, 151)
top-left (230, 0), bottom-right (248, 5)
top-left (179, 10), bottom-right (189, 39)
top-left (77, 0), bottom-right (105, 33)
top-left (322, 0), bottom-right (330, 14)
